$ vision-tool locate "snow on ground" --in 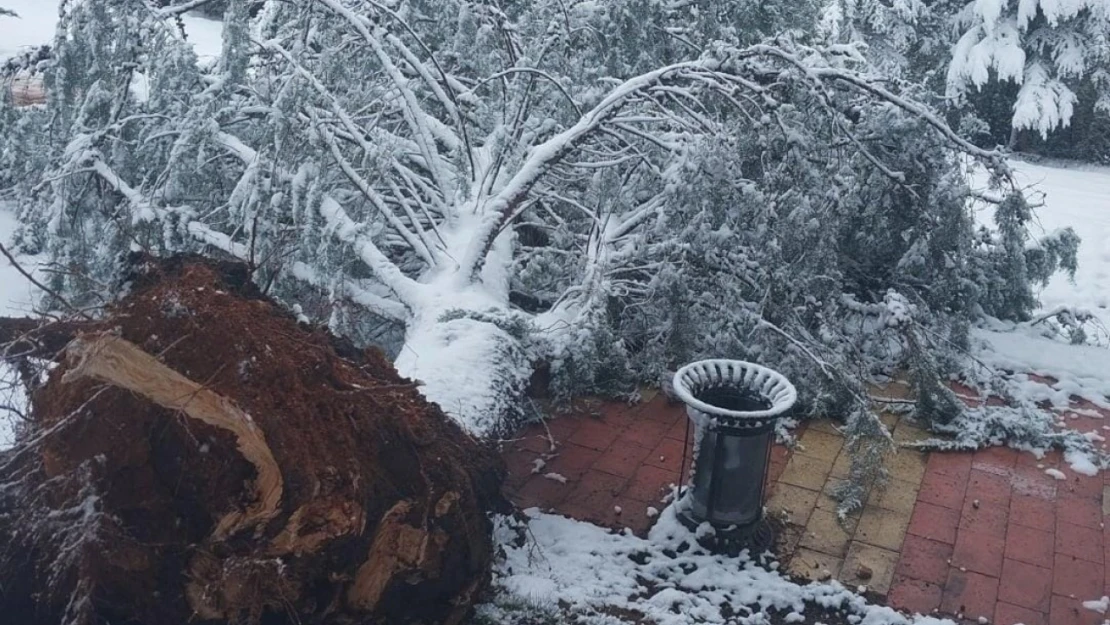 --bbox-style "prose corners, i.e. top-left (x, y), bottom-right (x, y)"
top-left (973, 159), bottom-right (1110, 396)
top-left (0, 202), bottom-right (39, 448)
top-left (962, 159), bottom-right (1110, 475)
top-left (973, 320), bottom-right (1110, 408)
top-left (0, 2), bottom-right (224, 62)
top-left (485, 506), bottom-right (956, 625)
top-left (1016, 161), bottom-right (1110, 330)
top-left (972, 159), bottom-right (1110, 332)
top-left (180, 14), bottom-right (225, 64)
